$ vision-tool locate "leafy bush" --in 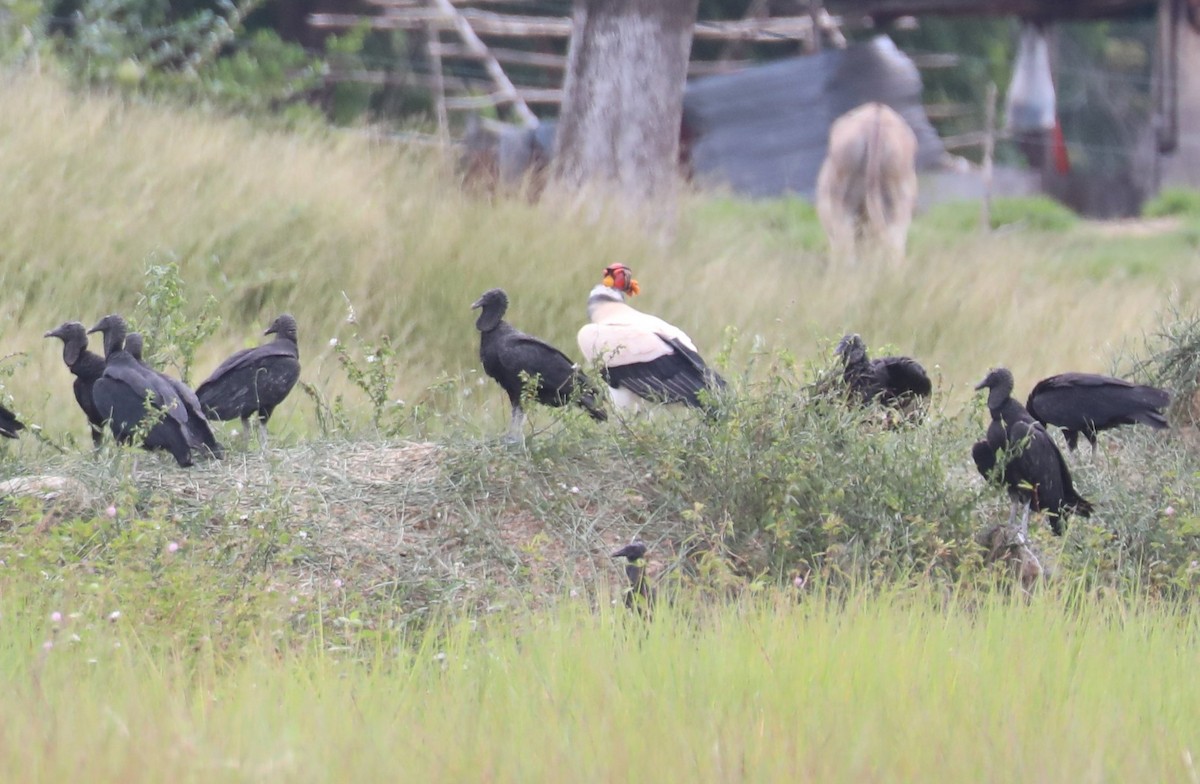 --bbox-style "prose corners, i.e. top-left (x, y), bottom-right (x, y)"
top-left (1143, 188), bottom-right (1200, 219)
top-left (921, 196), bottom-right (1079, 233)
